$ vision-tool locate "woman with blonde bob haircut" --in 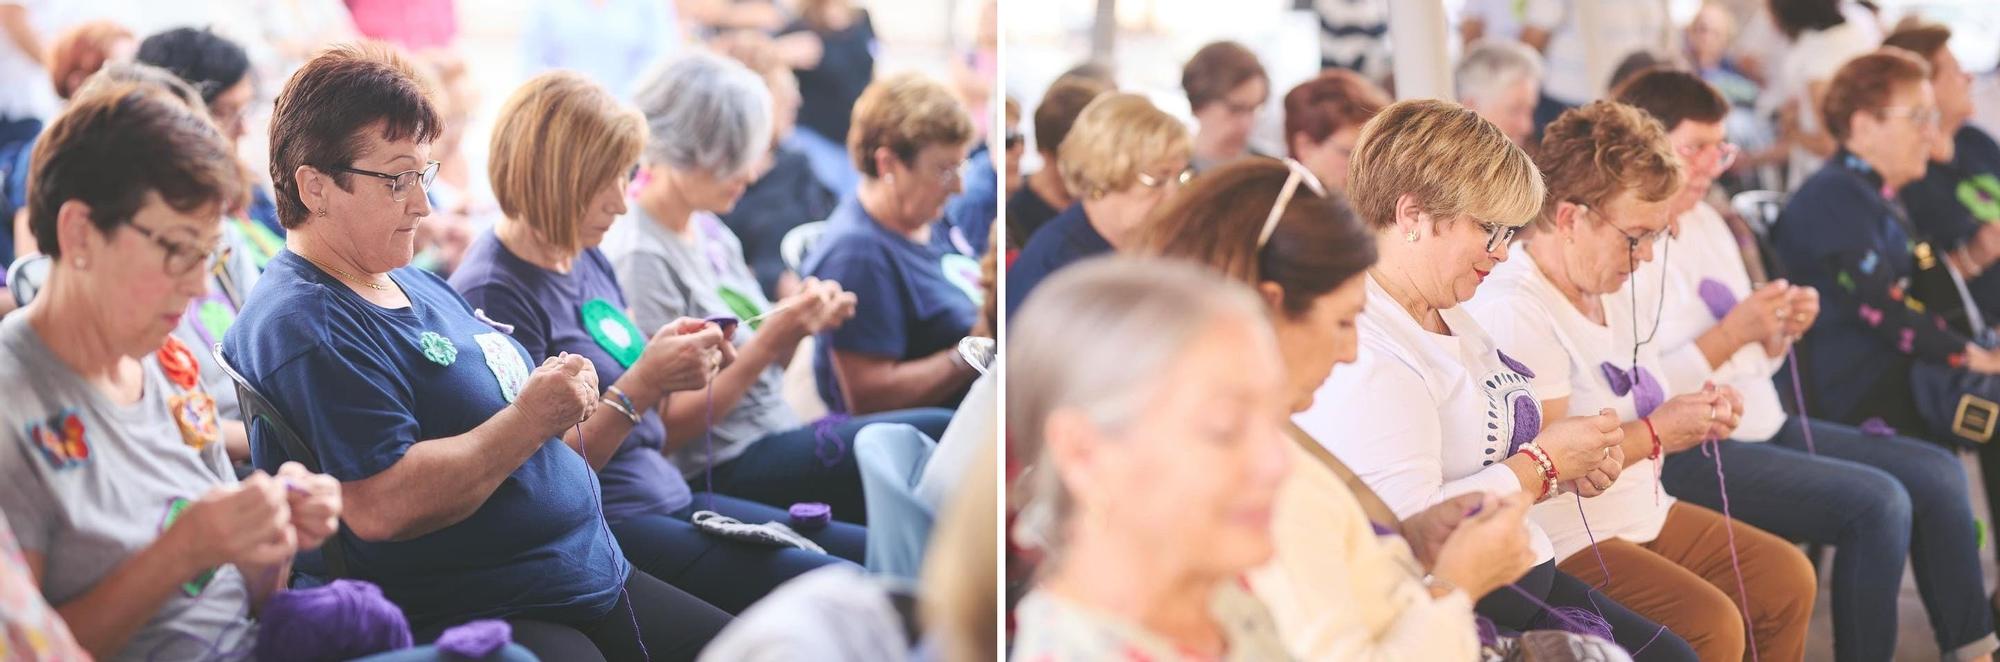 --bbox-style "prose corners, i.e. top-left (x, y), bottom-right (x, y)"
top-left (1009, 256), bottom-right (1294, 660)
top-left (1299, 98), bottom-right (1701, 660)
top-left (451, 70), bottom-right (851, 617)
top-left (1465, 100), bottom-right (1817, 661)
top-left (1006, 92), bottom-right (1192, 315)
